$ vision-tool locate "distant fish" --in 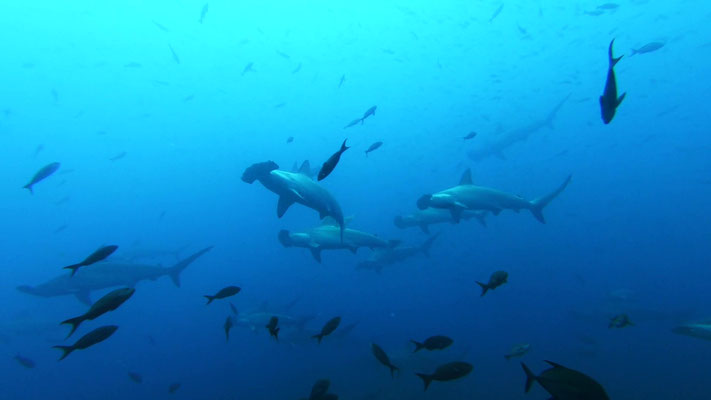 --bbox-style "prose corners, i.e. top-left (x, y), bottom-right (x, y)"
top-left (242, 62), bottom-right (254, 76)
top-left (33, 144), bottom-right (44, 158)
top-left (489, 4), bottom-right (504, 22)
top-left (53, 224), bottom-right (68, 234)
top-left (109, 151), bottom-right (127, 162)
top-left (51, 88), bottom-right (59, 103)
top-left (61, 288), bottom-right (134, 338)
top-left (273, 102), bottom-right (286, 108)
top-left (600, 39), bottom-right (626, 124)
top-left (224, 316), bottom-right (233, 342)
top-left (416, 361), bottom-right (473, 391)
top-left (631, 42), bottom-right (664, 56)
top-left (371, 343), bottom-right (399, 378)
top-left (64, 245), bottom-right (119, 277)
top-left (318, 139), bottom-right (349, 181)
top-left (53, 325), bottom-right (118, 361)
top-left (361, 105), bottom-right (377, 123)
top-left (168, 383), bottom-right (181, 394)
top-left (312, 316), bottom-right (341, 343)
top-left (183, 94), bottom-right (195, 102)
top-left (609, 313), bottom-right (634, 328)
top-left (292, 62), bottom-right (302, 74)
top-left (13, 354), bottom-right (35, 368)
top-left (286, 136), bottom-right (294, 143)
top-left (583, 9), bottom-right (605, 16)
top-left (199, 3), bottom-right (209, 24)
top-left (168, 44), bottom-right (180, 64)
top-left (204, 286), bottom-right (241, 305)
top-left (597, 2), bottom-right (619, 10)
top-left (276, 50), bottom-right (290, 59)
top-left (365, 141), bottom-right (383, 156)
top-left (128, 371), bottom-right (143, 383)
top-left (411, 335), bottom-right (453, 352)
top-left (23, 162), bottom-right (60, 194)
top-left (123, 62), bottom-right (142, 68)
top-left (463, 131), bottom-right (477, 140)
top-left (476, 270), bottom-right (508, 296)
top-left (338, 74), bottom-right (346, 88)
top-left (343, 118), bottom-right (362, 129)
top-left (152, 20), bottom-right (170, 32)
top-left (266, 316), bottom-right (279, 341)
